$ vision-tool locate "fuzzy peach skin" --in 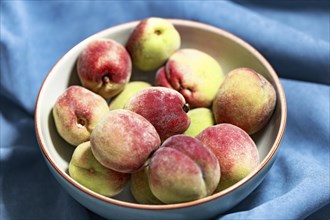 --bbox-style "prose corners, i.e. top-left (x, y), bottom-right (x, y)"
top-left (148, 135), bottom-right (220, 204)
top-left (126, 17), bottom-right (180, 71)
top-left (124, 87), bottom-right (190, 141)
top-left (212, 67), bottom-right (276, 135)
top-left (196, 123), bottom-right (260, 192)
top-left (155, 66), bottom-right (173, 88)
top-left (90, 109), bottom-right (161, 173)
top-left (183, 107), bottom-right (215, 137)
top-left (156, 49), bottom-right (224, 108)
top-left (69, 141), bottom-right (130, 197)
top-left (130, 166), bottom-right (163, 205)
top-left (53, 85), bottom-right (109, 146)
top-left (77, 39), bottom-right (132, 99)
top-left (109, 81), bottom-right (151, 110)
